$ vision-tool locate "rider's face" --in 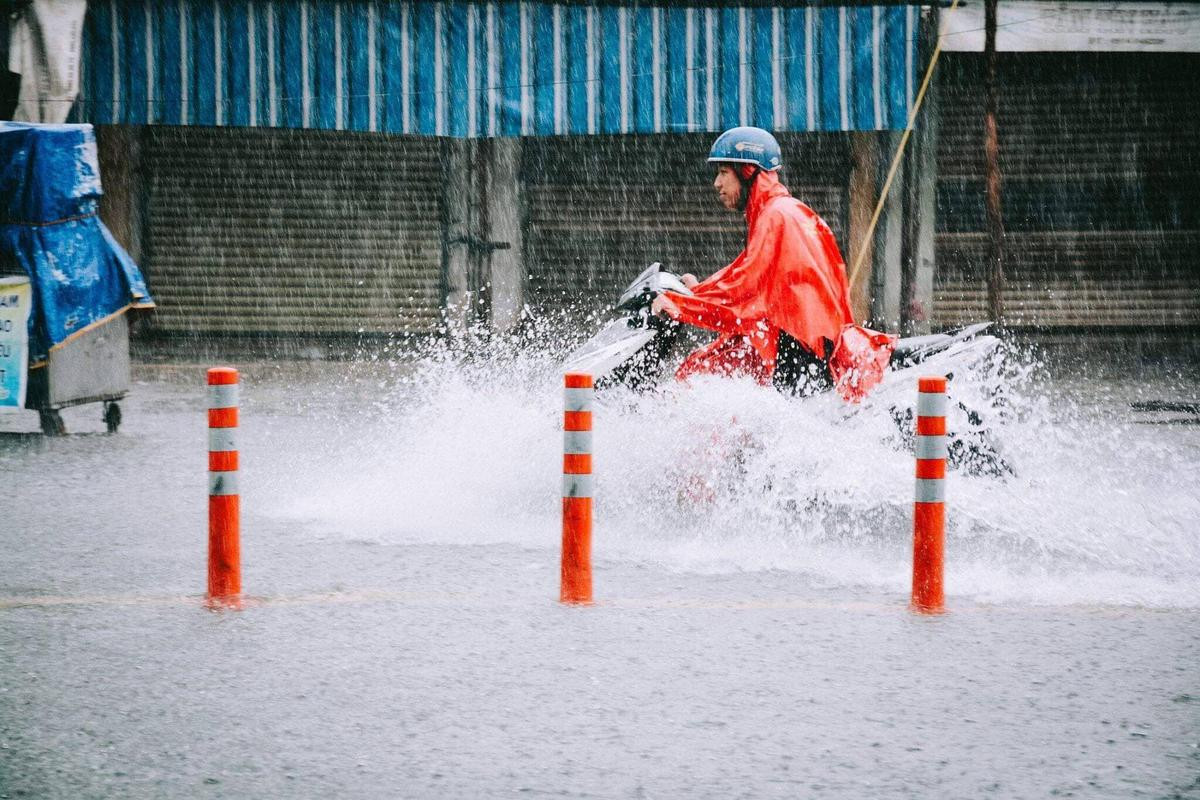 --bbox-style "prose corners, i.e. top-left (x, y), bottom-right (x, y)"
top-left (713, 165), bottom-right (741, 211)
